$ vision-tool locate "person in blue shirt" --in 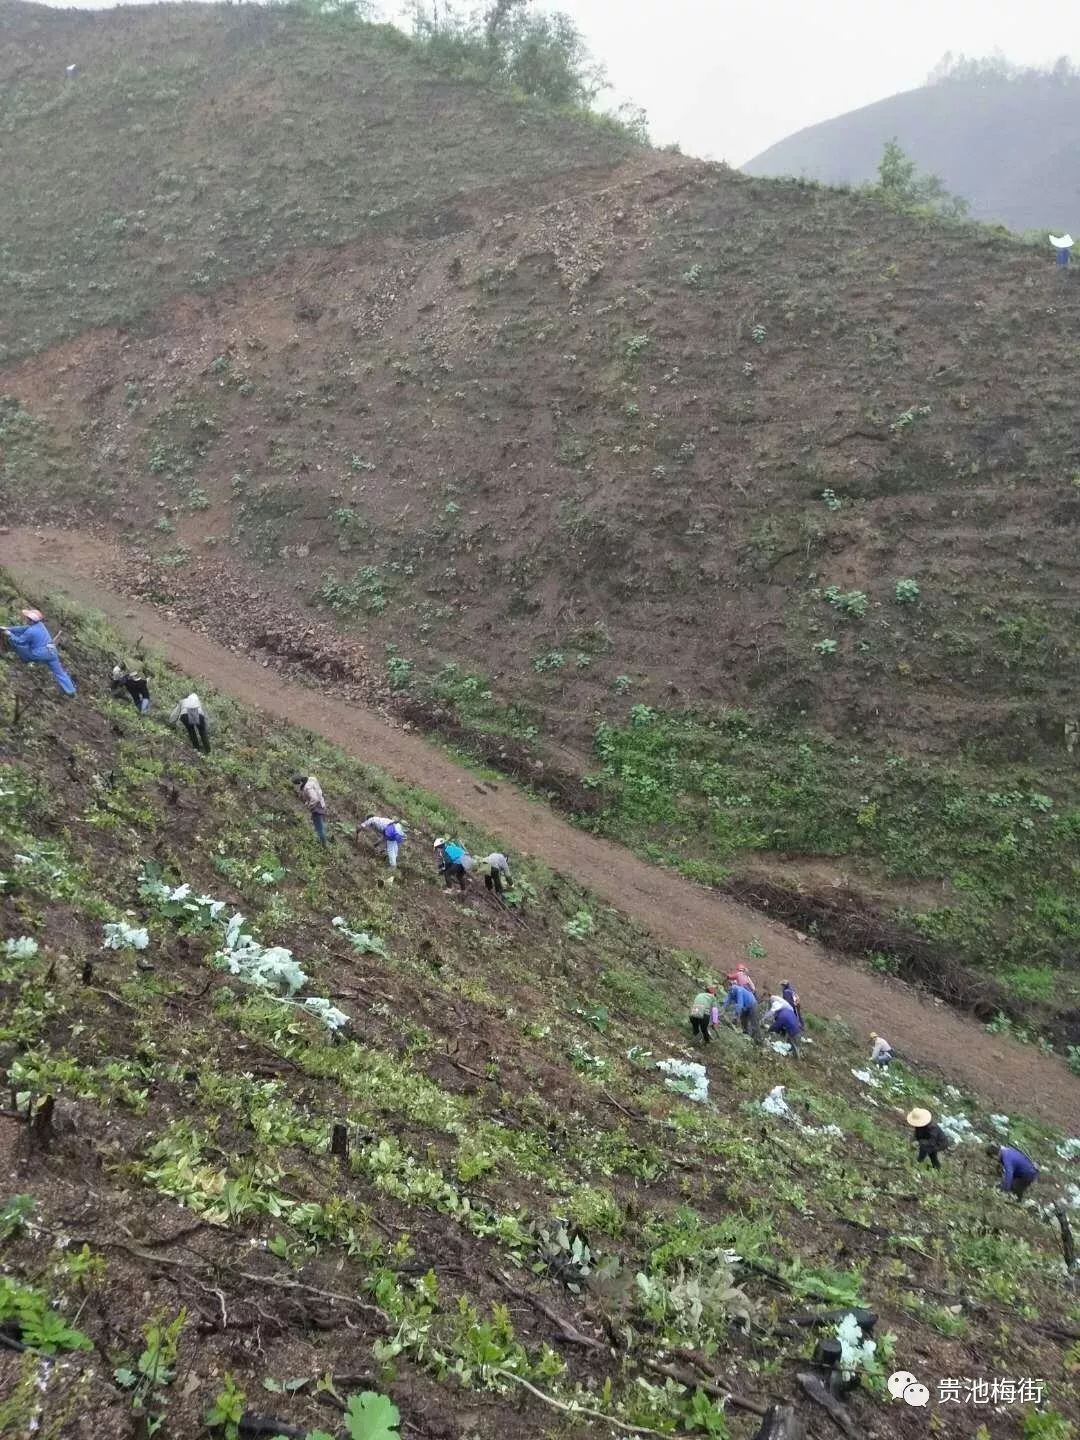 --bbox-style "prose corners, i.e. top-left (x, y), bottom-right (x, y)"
top-left (769, 1001), bottom-right (803, 1057)
top-left (434, 837), bottom-right (473, 891)
top-left (3, 609), bottom-right (76, 695)
top-left (721, 981), bottom-right (762, 1043)
top-left (986, 1144), bottom-right (1039, 1200)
